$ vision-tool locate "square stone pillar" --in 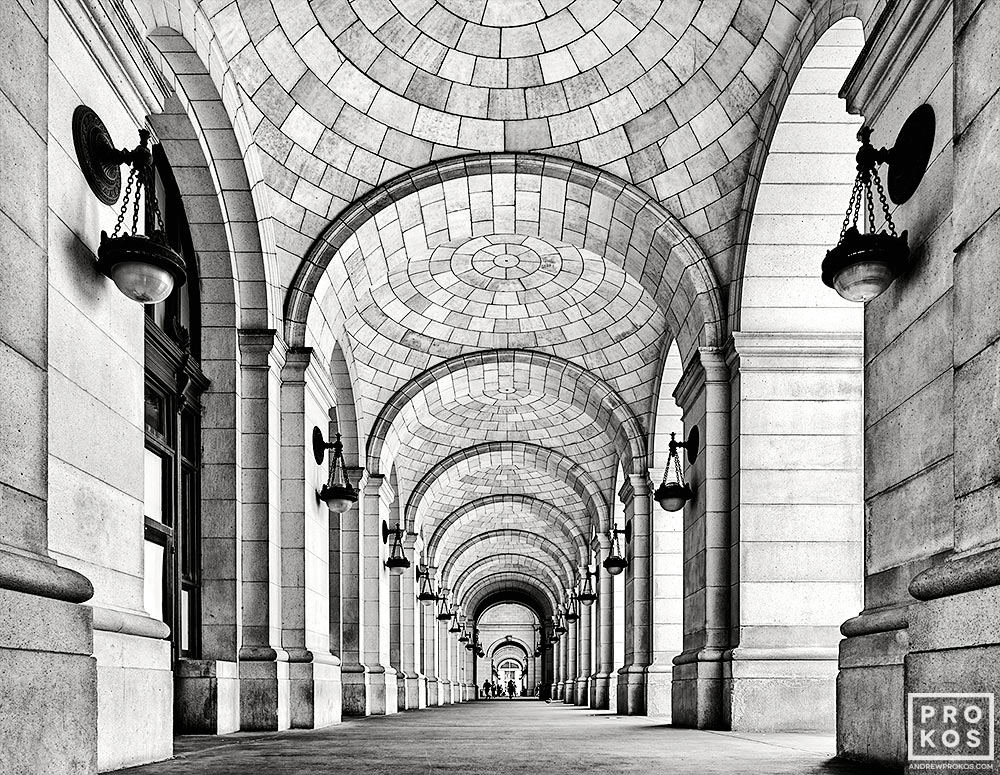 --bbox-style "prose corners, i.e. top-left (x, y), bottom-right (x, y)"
top-left (338, 468), bottom-right (367, 715)
top-left (563, 618), bottom-right (578, 704)
top-left (616, 474), bottom-right (653, 715)
top-left (672, 348), bottom-right (730, 728)
top-left (590, 535), bottom-right (614, 709)
top-left (554, 622), bottom-right (566, 699)
top-left (726, 332), bottom-right (863, 731)
top-left (421, 583), bottom-right (441, 706)
top-left (277, 348), bottom-right (341, 729)
top-left (397, 538), bottom-right (425, 709)
top-left (576, 581), bottom-right (593, 706)
top-left (0, 5), bottom-right (99, 769)
top-left (237, 330), bottom-right (291, 731)
top-left (343, 474), bottom-right (397, 715)
top-left (437, 617), bottom-right (453, 703)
